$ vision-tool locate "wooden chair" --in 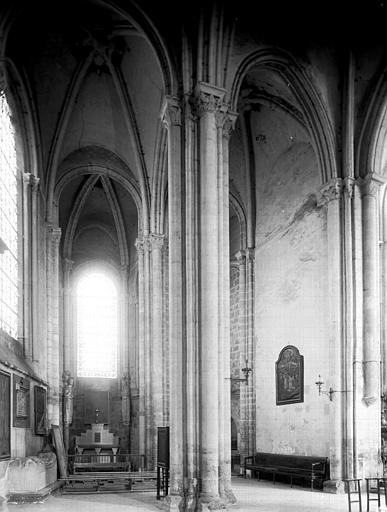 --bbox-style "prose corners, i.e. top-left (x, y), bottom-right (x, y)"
top-left (344, 478), bottom-right (362, 512)
top-left (365, 477), bottom-right (387, 512)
